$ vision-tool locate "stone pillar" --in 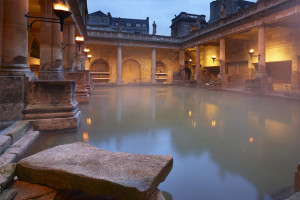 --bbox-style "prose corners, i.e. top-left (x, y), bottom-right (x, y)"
top-left (194, 45), bottom-right (200, 81)
top-left (0, 0), bottom-right (3, 67)
top-left (1, 0), bottom-right (34, 79)
top-left (151, 48), bottom-right (156, 83)
top-left (257, 26), bottom-right (266, 76)
top-left (38, 0), bottom-right (64, 80)
top-left (63, 23), bottom-right (75, 71)
top-left (220, 38), bottom-right (226, 76)
top-left (291, 41), bottom-right (300, 90)
top-left (116, 45), bottom-right (122, 83)
top-left (179, 49), bottom-right (185, 70)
